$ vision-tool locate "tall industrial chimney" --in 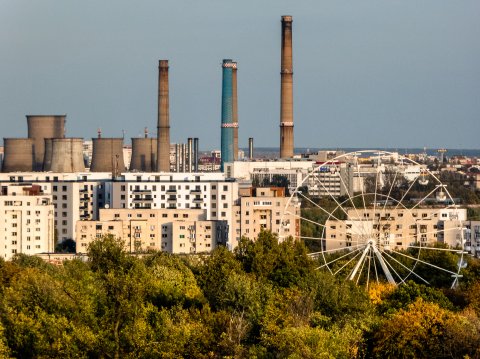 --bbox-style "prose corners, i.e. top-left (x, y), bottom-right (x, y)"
top-left (156, 60), bottom-right (170, 172)
top-left (248, 137), bottom-right (254, 160)
top-left (221, 59), bottom-right (235, 171)
top-left (280, 16), bottom-right (294, 159)
top-left (232, 62), bottom-right (239, 161)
